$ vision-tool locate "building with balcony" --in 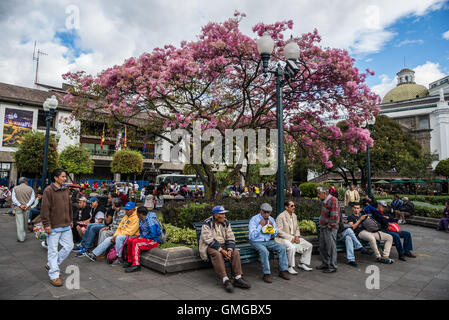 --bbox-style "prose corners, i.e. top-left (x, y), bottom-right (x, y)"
top-left (0, 82), bottom-right (184, 186)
